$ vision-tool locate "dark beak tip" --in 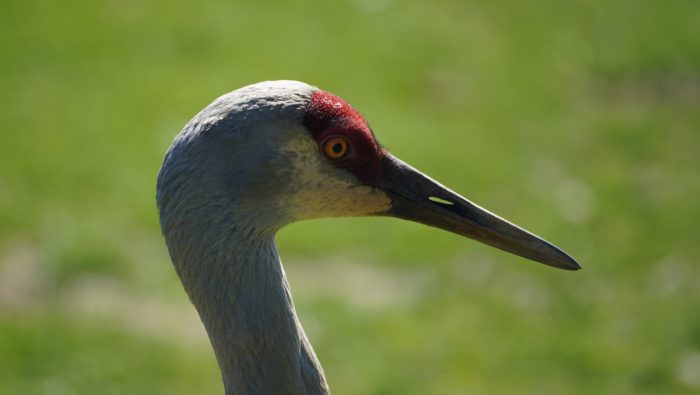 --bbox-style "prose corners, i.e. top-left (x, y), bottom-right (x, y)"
top-left (561, 261), bottom-right (582, 271)
top-left (548, 254), bottom-right (582, 271)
